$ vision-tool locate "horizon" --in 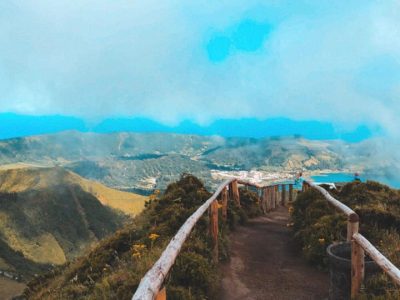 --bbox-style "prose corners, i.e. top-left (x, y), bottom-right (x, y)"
top-left (0, 112), bottom-right (378, 142)
top-left (1, 1), bottom-right (399, 144)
